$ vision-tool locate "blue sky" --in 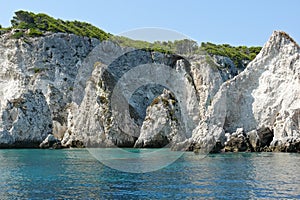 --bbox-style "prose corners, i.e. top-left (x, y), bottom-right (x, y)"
top-left (1, 0), bottom-right (299, 46)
